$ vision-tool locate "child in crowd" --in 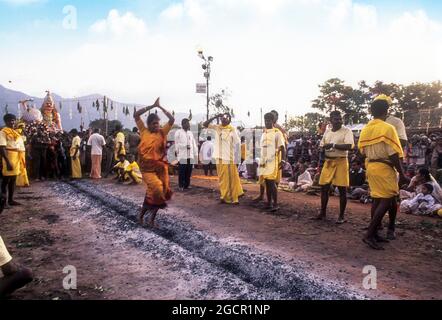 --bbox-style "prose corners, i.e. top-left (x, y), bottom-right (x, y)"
top-left (294, 163), bottom-right (313, 192)
top-left (400, 183), bottom-right (442, 216)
